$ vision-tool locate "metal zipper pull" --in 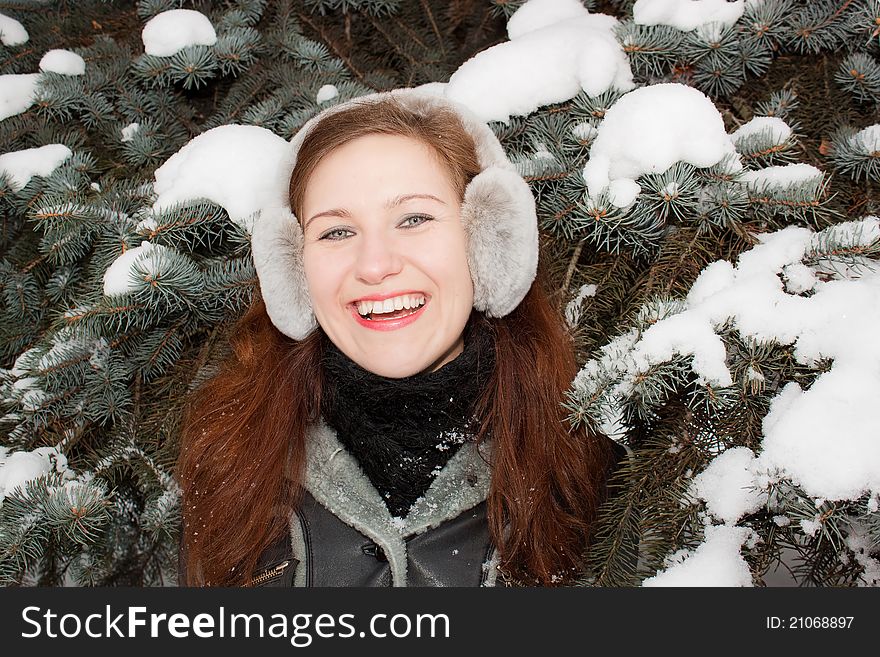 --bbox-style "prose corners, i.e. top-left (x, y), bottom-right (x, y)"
top-left (245, 560), bottom-right (290, 587)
